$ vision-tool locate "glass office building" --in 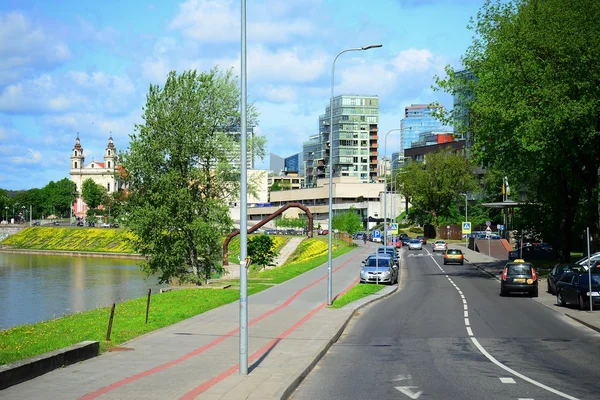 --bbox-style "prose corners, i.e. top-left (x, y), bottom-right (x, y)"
top-left (400, 104), bottom-right (450, 154)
